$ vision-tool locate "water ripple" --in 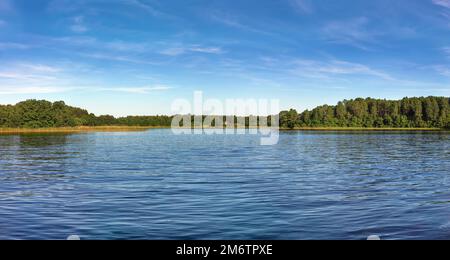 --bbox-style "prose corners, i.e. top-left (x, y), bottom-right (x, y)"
top-left (0, 130), bottom-right (449, 240)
